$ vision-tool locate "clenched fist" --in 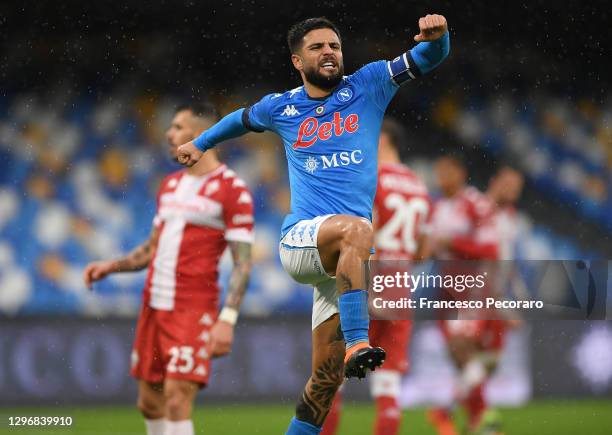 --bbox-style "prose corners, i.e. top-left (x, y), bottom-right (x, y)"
top-left (177, 141), bottom-right (203, 167)
top-left (414, 14), bottom-right (448, 42)
top-left (83, 260), bottom-right (117, 290)
top-left (209, 320), bottom-right (235, 358)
